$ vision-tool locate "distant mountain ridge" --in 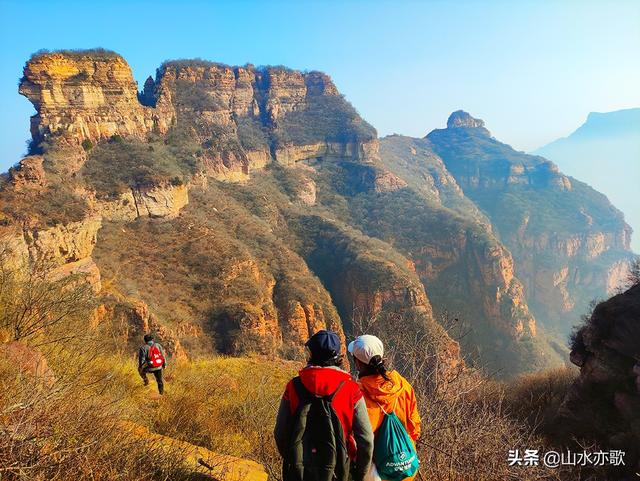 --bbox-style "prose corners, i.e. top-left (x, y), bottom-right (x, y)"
top-left (543, 108), bottom-right (640, 142)
top-left (534, 108), bottom-right (639, 252)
